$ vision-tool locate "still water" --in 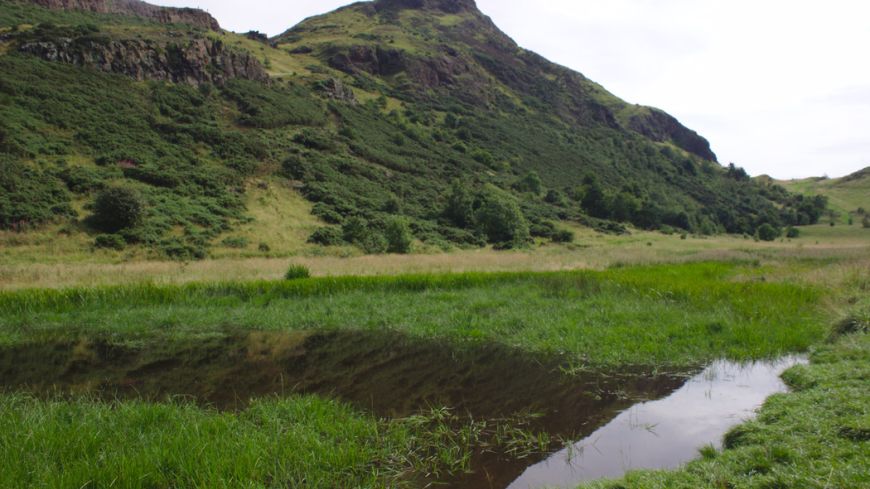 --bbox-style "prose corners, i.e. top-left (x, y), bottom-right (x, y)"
top-left (509, 355), bottom-right (807, 489)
